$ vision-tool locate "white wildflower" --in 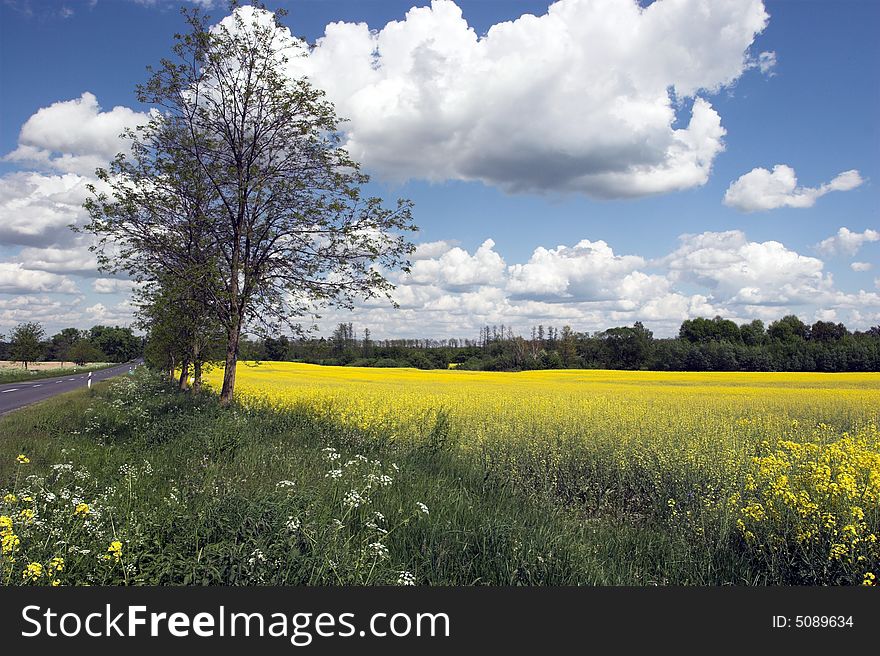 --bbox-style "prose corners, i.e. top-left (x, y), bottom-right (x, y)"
top-left (322, 447), bottom-right (340, 462)
top-left (343, 490), bottom-right (366, 509)
top-left (368, 542), bottom-right (389, 559)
